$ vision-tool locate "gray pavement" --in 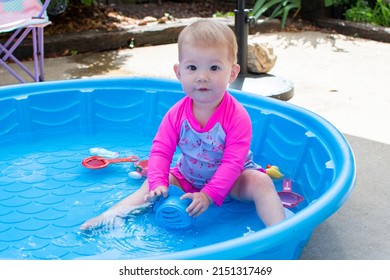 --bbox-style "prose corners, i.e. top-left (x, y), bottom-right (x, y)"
top-left (1, 31), bottom-right (389, 259)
